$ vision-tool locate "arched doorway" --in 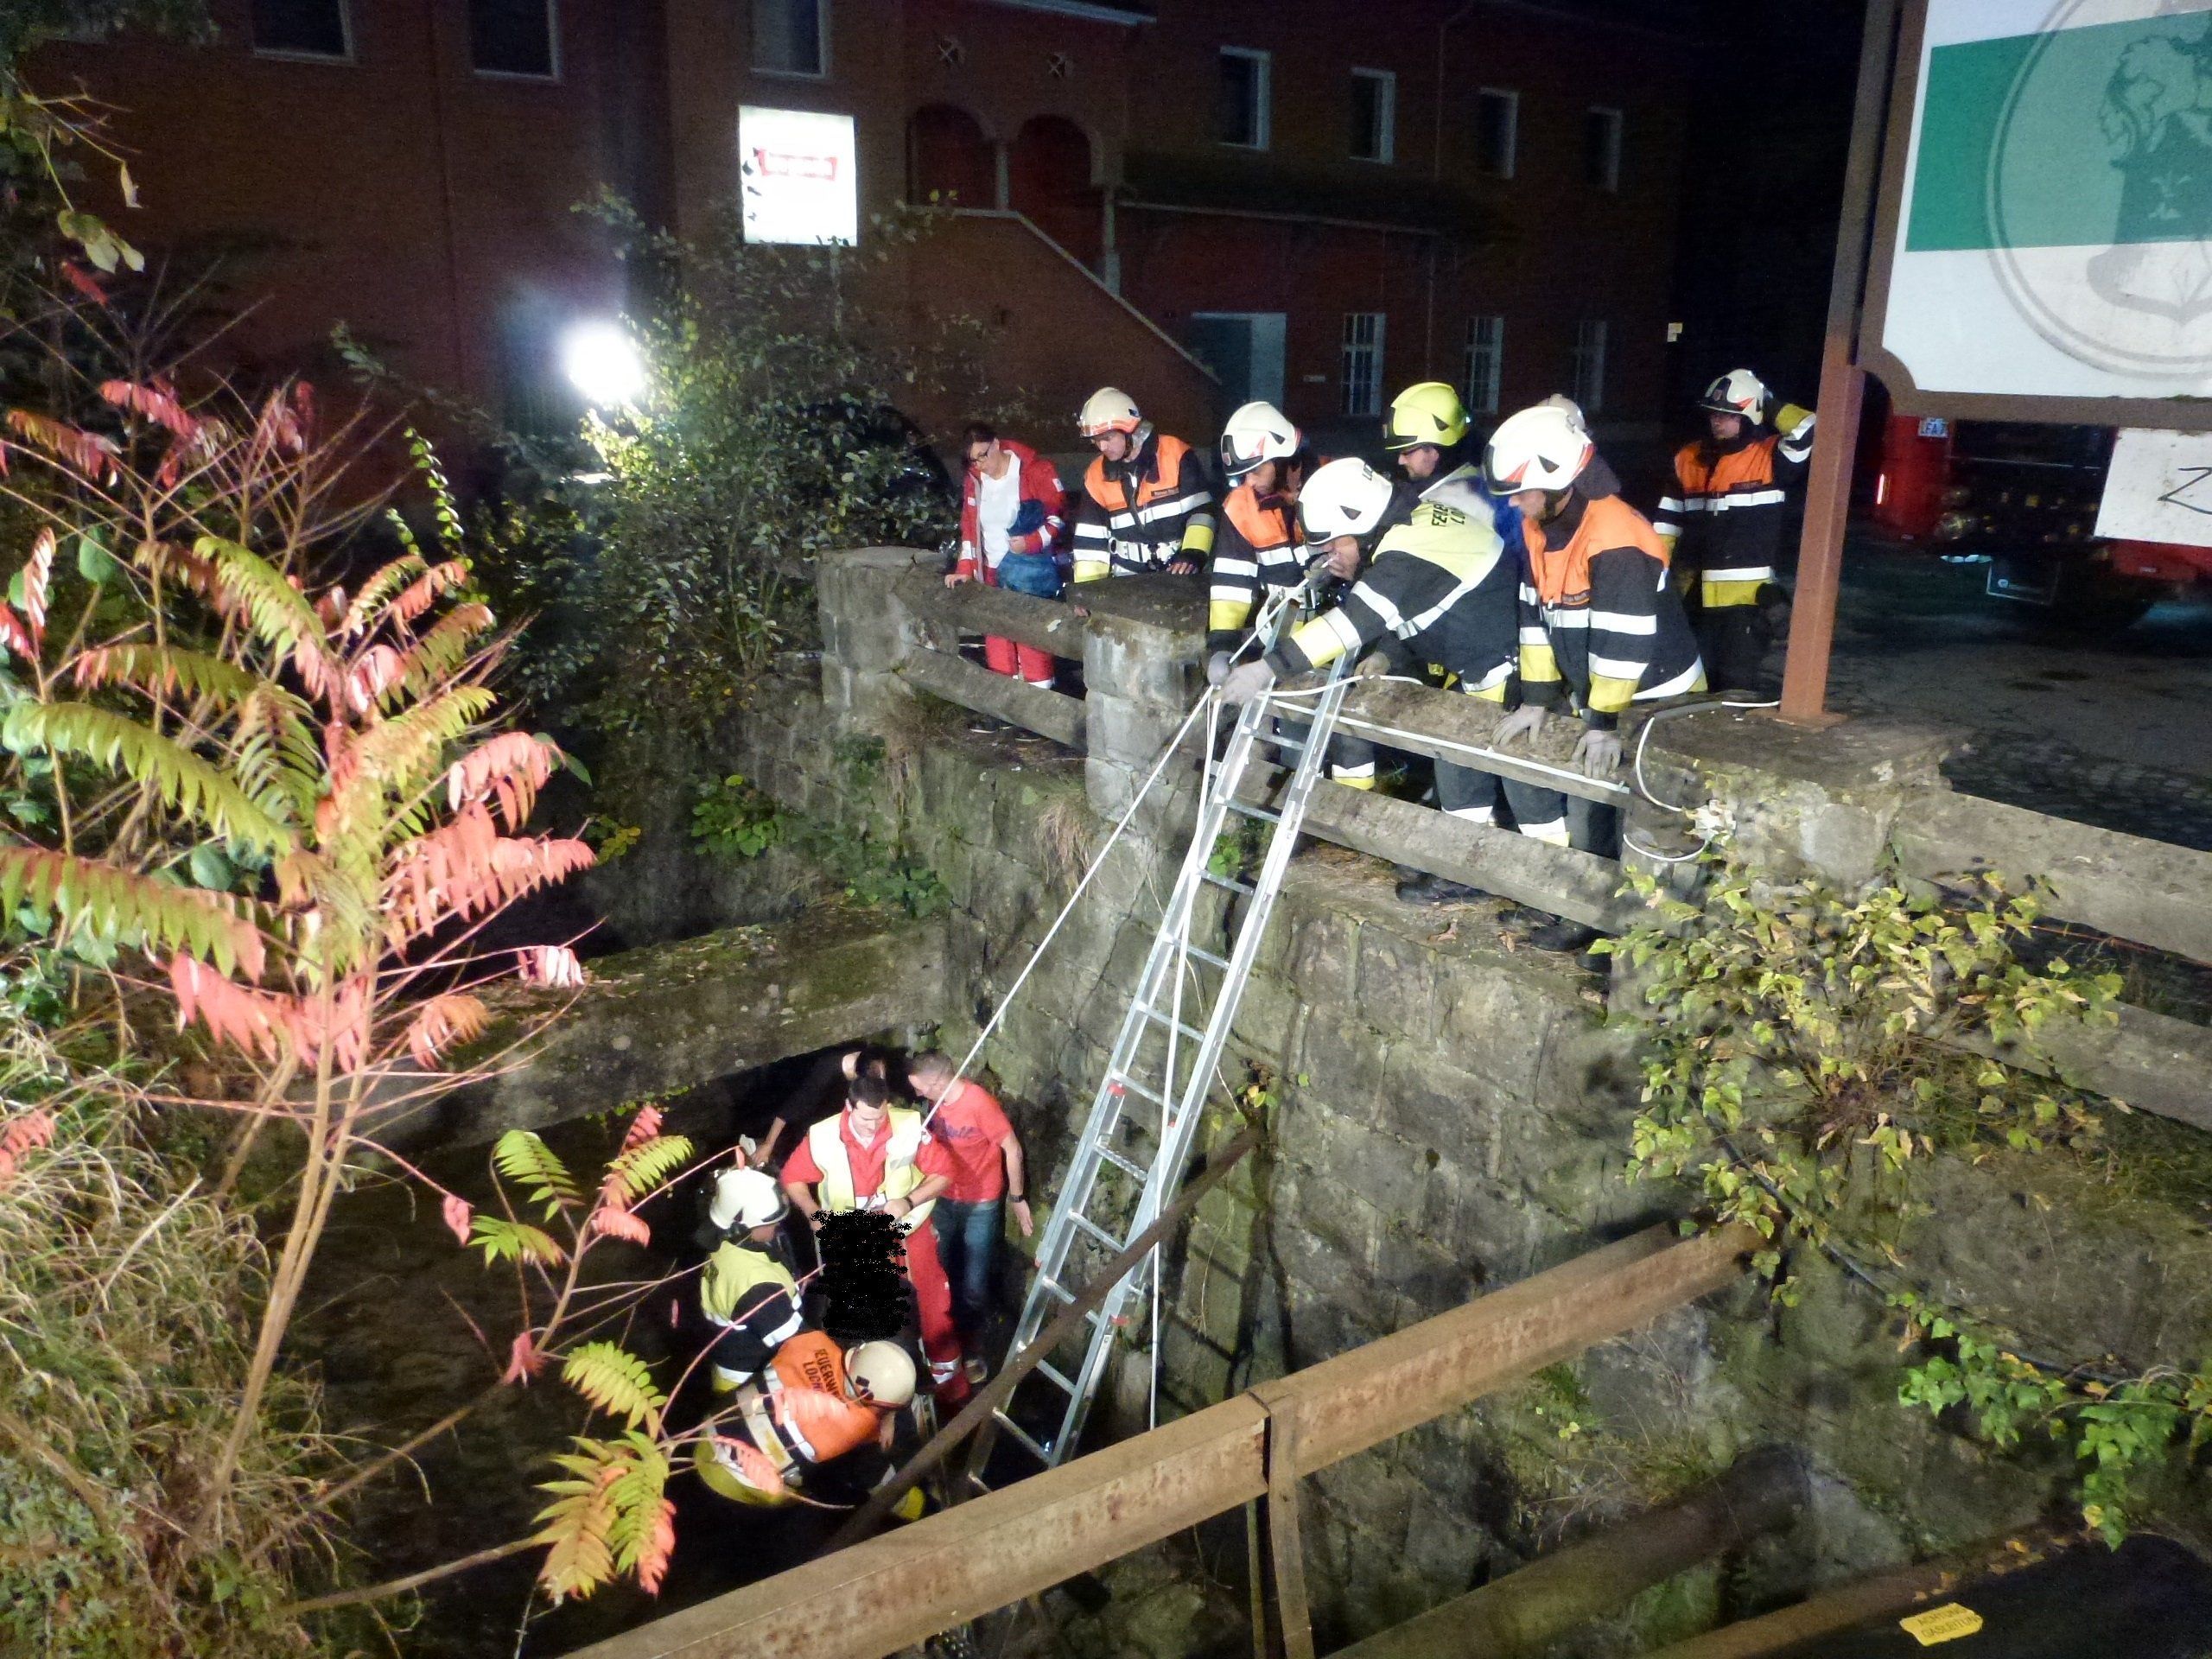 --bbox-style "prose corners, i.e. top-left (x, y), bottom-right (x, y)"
top-left (908, 105), bottom-right (995, 209)
top-left (1009, 116), bottom-right (1099, 266)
